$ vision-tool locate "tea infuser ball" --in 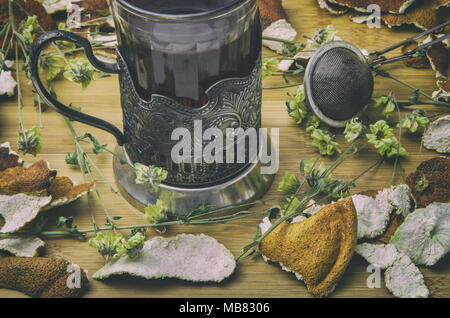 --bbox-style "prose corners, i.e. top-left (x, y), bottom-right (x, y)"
top-left (304, 41), bottom-right (374, 128)
top-left (304, 20), bottom-right (450, 128)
